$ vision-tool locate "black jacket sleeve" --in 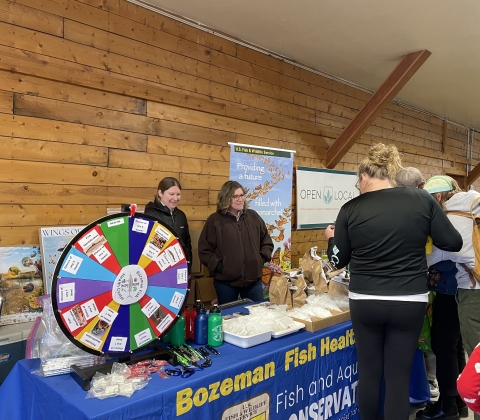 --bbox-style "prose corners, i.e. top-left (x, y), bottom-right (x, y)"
top-left (198, 215), bottom-right (220, 273)
top-left (327, 207), bottom-right (351, 269)
top-left (257, 215), bottom-right (274, 263)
